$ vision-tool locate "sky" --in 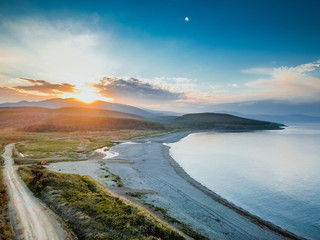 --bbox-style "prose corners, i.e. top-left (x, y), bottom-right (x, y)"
top-left (0, 0), bottom-right (320, 112)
